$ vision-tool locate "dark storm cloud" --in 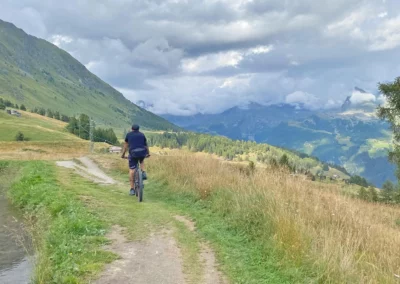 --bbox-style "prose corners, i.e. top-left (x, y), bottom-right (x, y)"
top-left (1, 0), bottom-right (400, 114)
